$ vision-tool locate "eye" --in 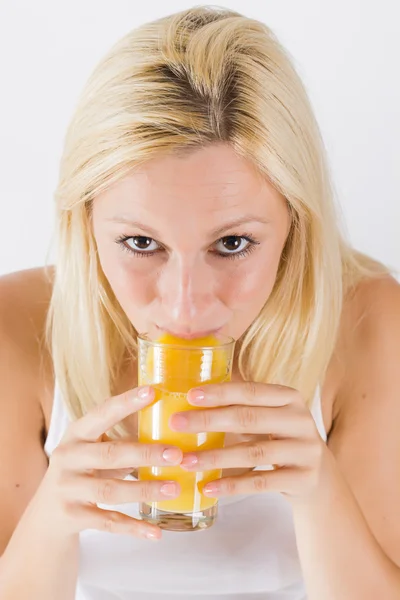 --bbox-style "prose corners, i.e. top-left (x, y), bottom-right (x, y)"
top-left (214, 235), bottom-right (253, 256)
top-left (115, 233), bottom-right (259, 260)
top-left (123, 236), bottom-right (160, 253)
